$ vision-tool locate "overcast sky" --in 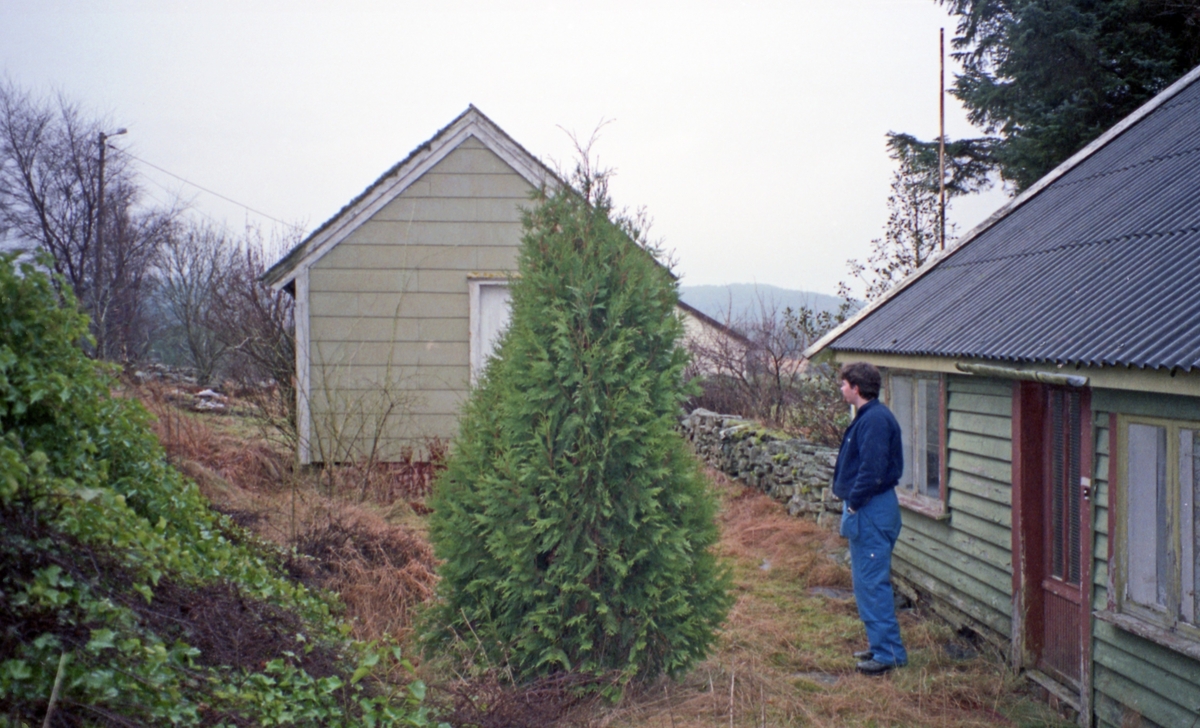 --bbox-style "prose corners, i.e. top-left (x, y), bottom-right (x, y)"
top-left (1, 0), bottom-right (1011, 296)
